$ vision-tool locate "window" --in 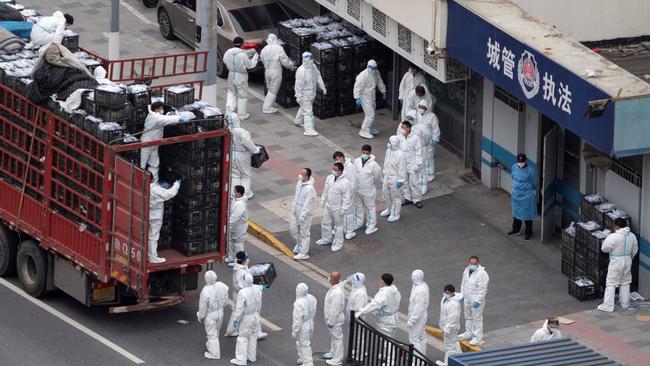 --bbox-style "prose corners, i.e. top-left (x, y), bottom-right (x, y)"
top-left (217, 6), bottom-right (223, 27)
top-left (182, 0), bottom-right (196, 12)
top-left (229, 3), bottom-right (290, 32)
